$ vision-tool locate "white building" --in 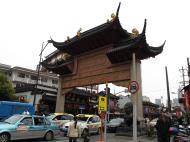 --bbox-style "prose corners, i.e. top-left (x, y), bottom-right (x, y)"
top-left (0, 63), bottom-right (58, 112)
top-left (0, 63), bottom-right (99, 112)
